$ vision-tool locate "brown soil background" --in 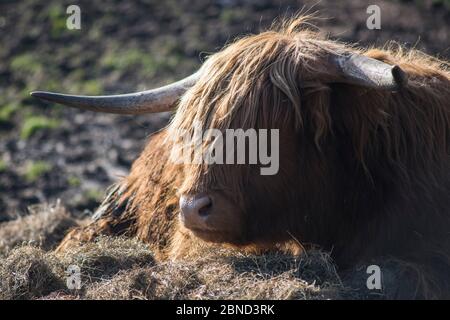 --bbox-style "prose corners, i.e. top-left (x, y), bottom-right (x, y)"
top-left (0, 0), bottom-right (449, 300)
top-left (0, 0), bottom-right (449, 218)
